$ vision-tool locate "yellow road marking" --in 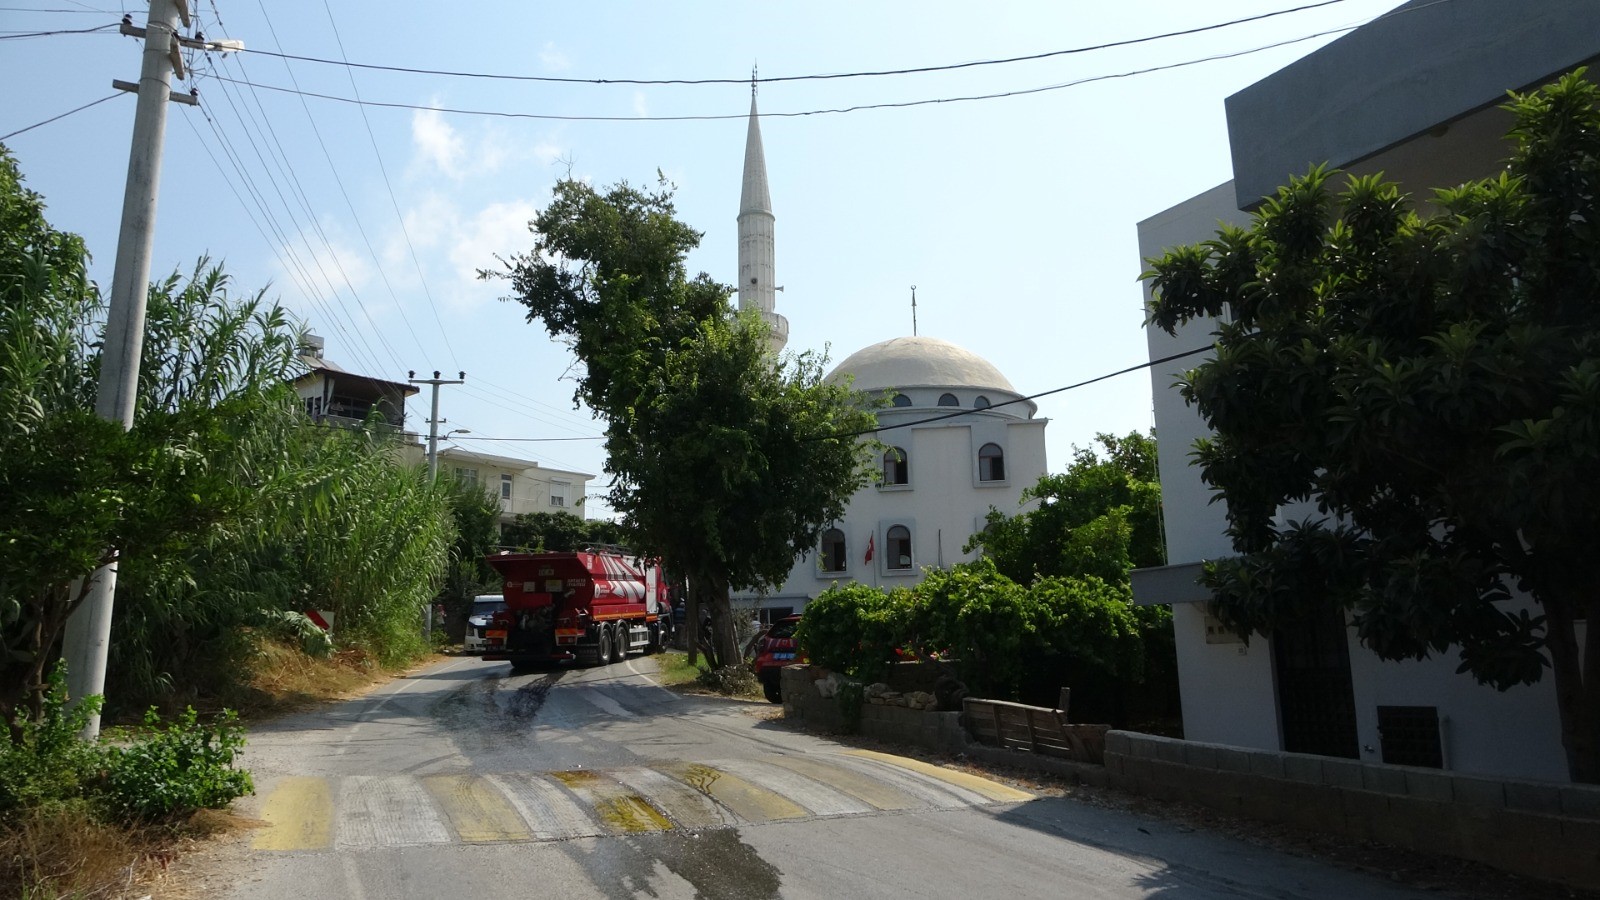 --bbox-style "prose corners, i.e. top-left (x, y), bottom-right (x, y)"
top-left (422, 775), bottom-right (532, 842)
top-left (844, 749), bottom-right (1034, 803)
top-left (253, 776), bottom-right (333, 851)
top-left (550, 770), bottom-right (673, 834)
top-left (656, 762), bottom-right (808, 822)
top-left (766, 755), bottom-right (922, 811)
